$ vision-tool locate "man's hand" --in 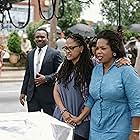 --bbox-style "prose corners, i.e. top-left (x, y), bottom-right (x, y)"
top-left (19, 94), bottom-right (26, 106)
top-left (34, 73), bottom-right (46, 87)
